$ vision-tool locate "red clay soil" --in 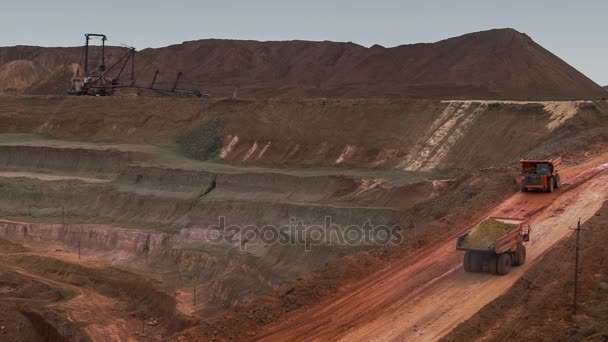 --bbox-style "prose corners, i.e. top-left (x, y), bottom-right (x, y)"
top-left (441, 202), bottom-right (608, 342)
top-left (0, 28), bottom-right (605, 99)
top-left (0, 303), bottom-right (44, 342)
top-left (0, 239), bottom-right (82, 342)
